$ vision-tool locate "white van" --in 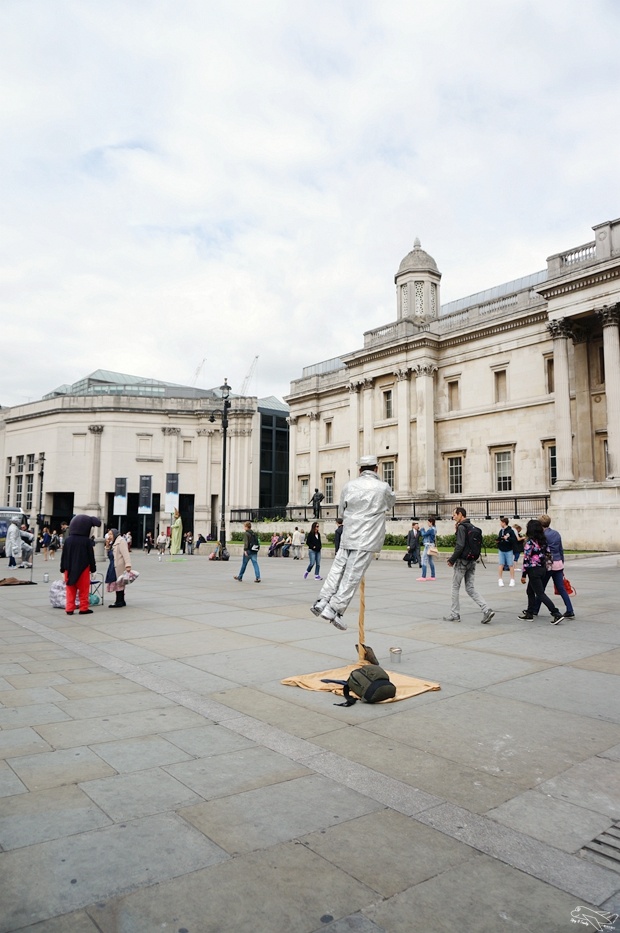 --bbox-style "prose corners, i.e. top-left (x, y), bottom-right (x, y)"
top-left (0, 508), bottom-right (28, 558)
